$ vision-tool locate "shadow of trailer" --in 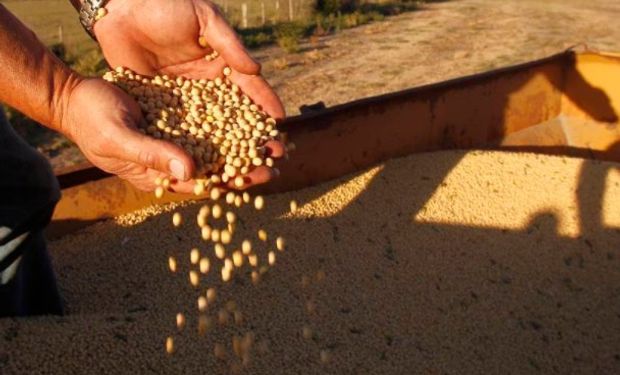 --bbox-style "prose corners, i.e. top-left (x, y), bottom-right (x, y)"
top-left (49, 48), bottom-right (620, 238)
